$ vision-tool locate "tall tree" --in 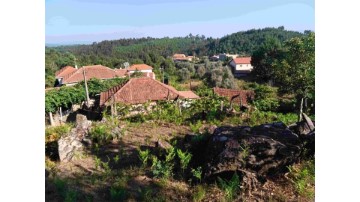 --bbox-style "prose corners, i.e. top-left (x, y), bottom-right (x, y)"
top-left (251, 37), bottom-right (283, 84)
top-left (273, 32), bottom-right (315, 121)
